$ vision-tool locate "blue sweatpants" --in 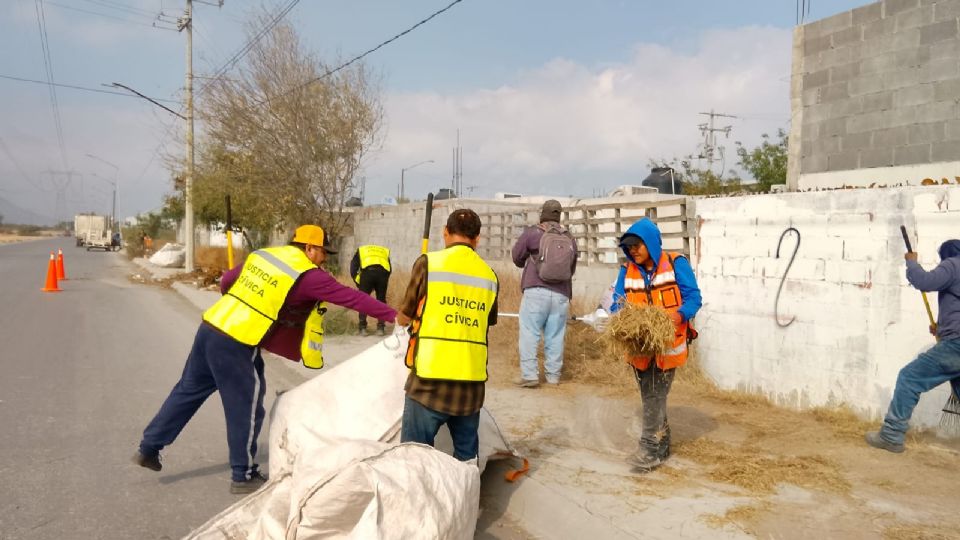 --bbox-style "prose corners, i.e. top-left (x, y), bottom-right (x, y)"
top-left (139, 323), bottom-right (267, 482)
